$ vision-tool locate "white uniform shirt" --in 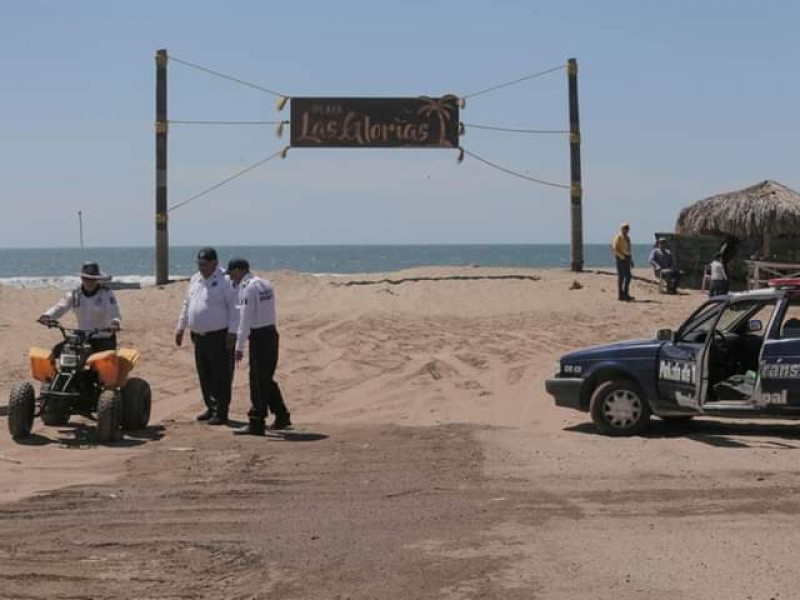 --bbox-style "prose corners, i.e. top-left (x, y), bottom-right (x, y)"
top-left (234, 273), bottom-right (277, 352)
top-left (710, 259), bottom-right (727, 281)
top-left (176, 266), bottom-right (238, 334)
top-left (44, 286), bottom-right (121, 337)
